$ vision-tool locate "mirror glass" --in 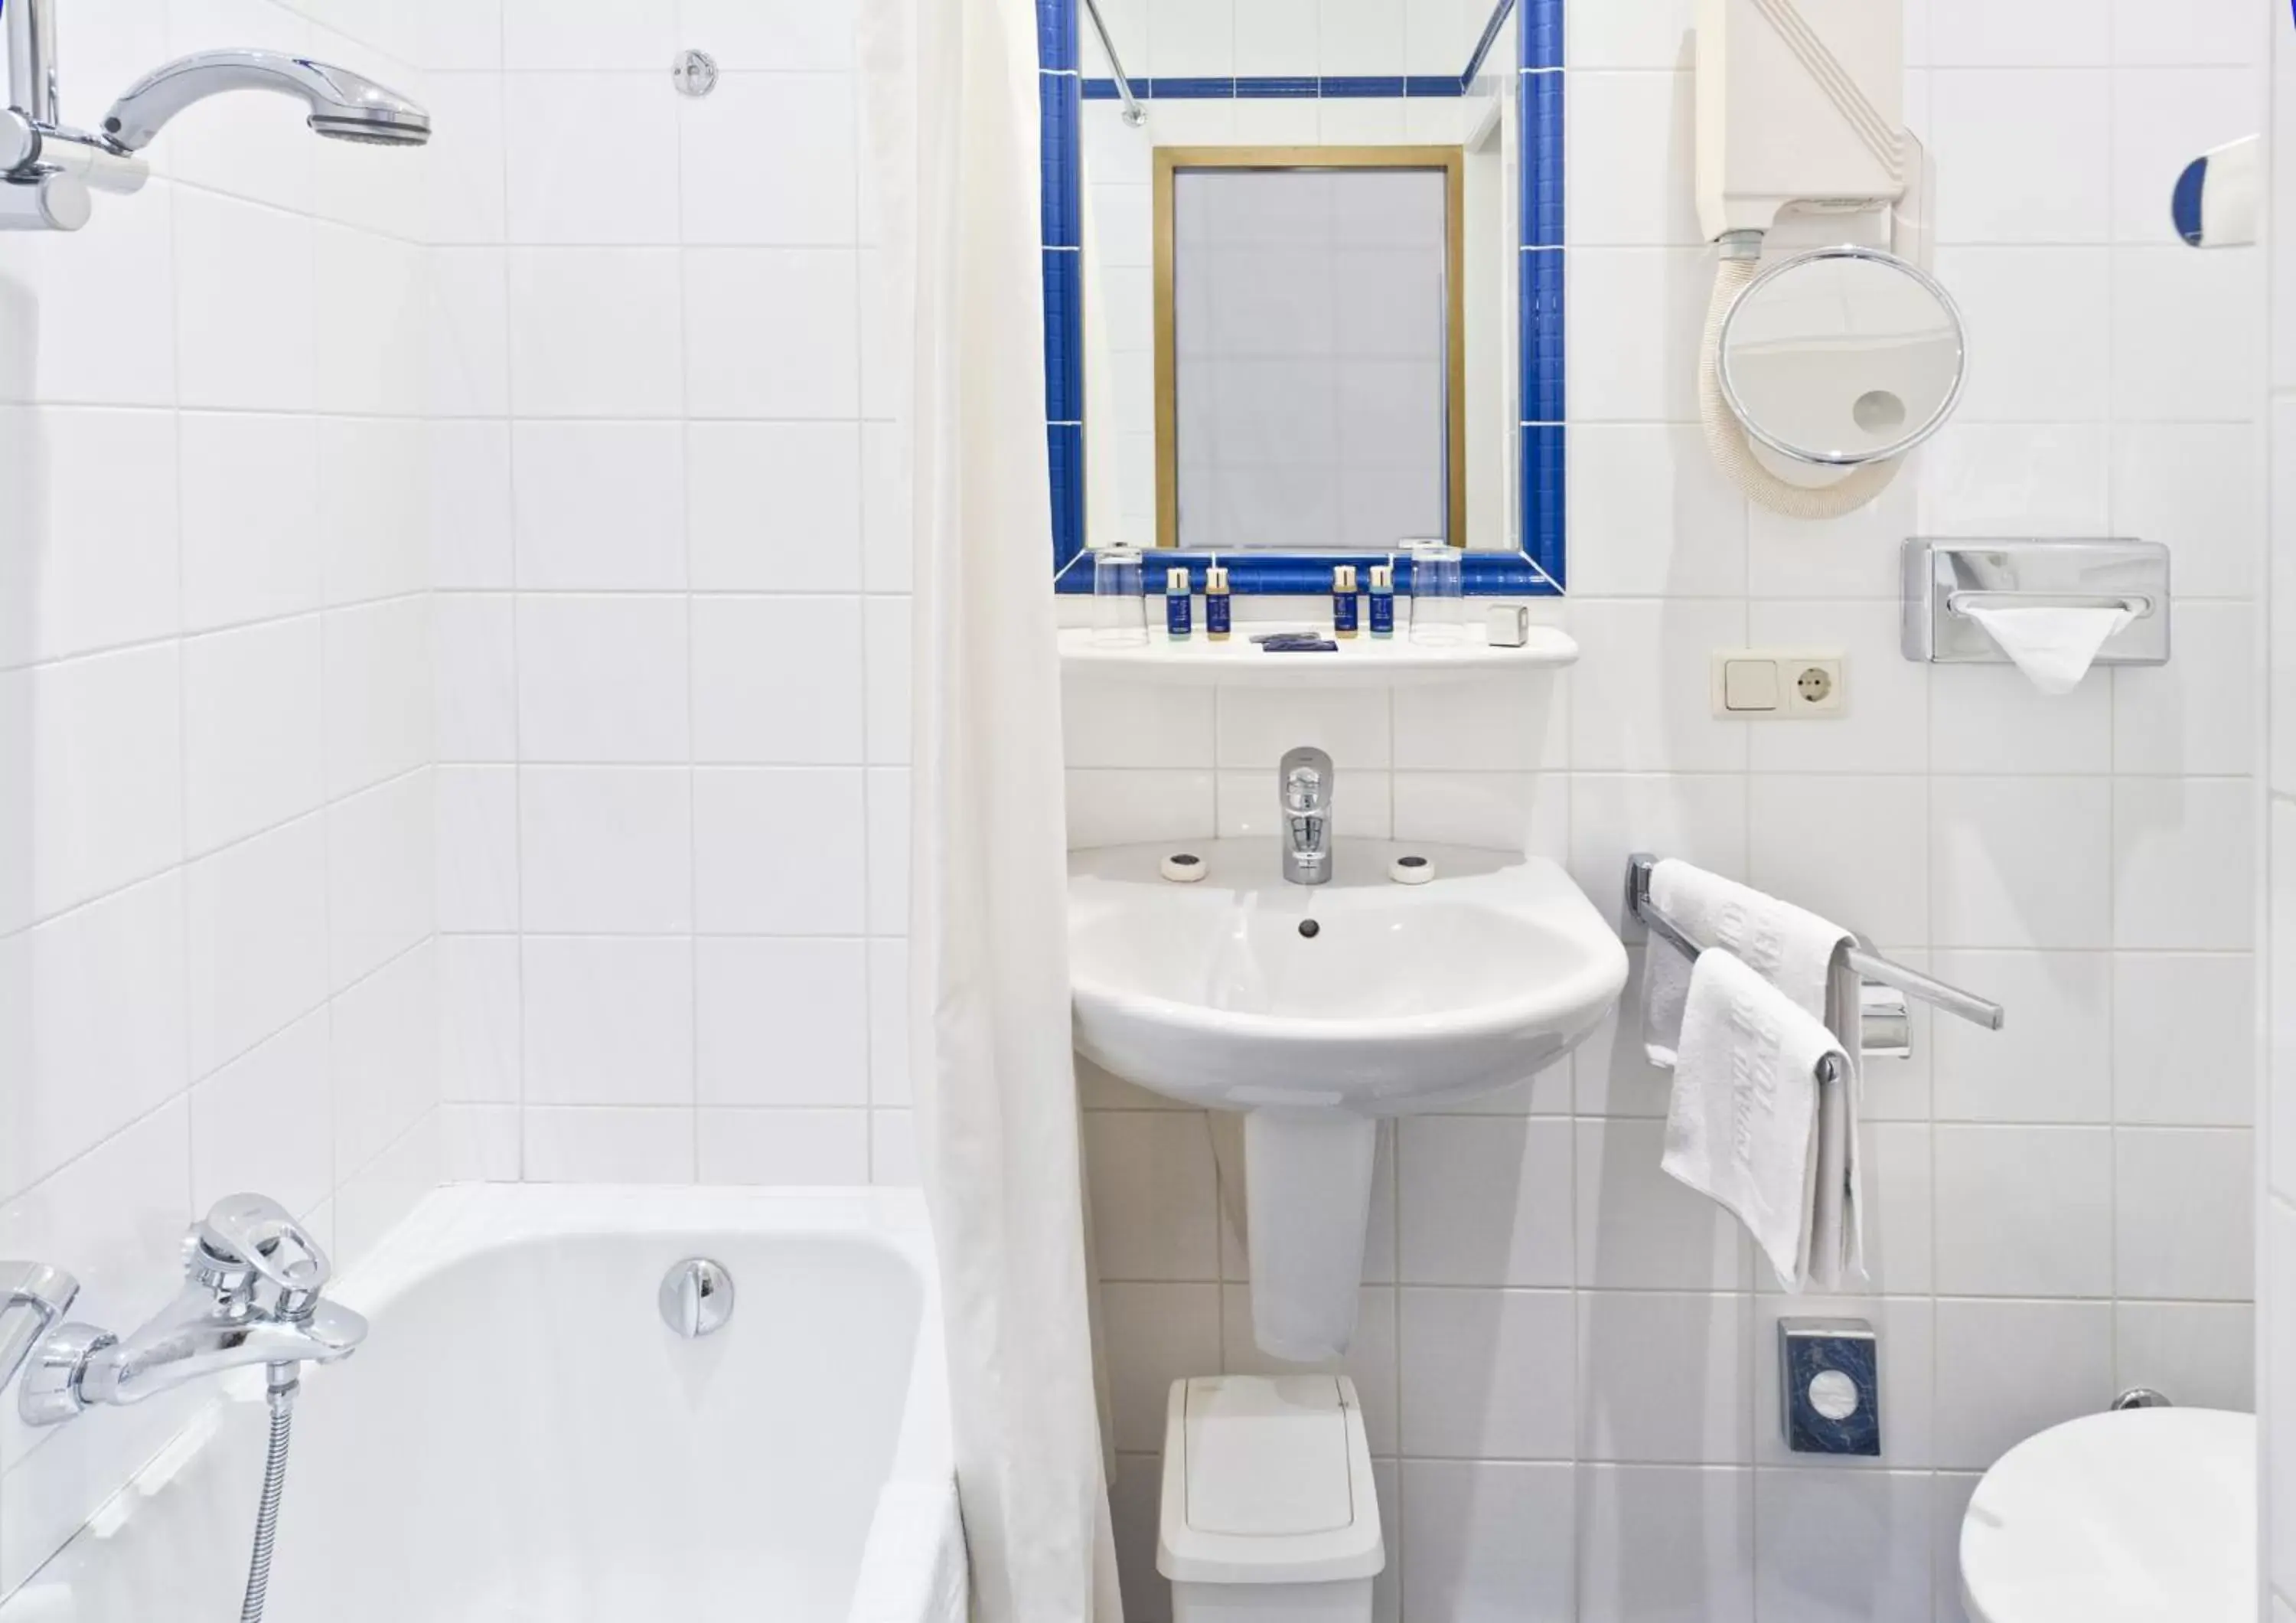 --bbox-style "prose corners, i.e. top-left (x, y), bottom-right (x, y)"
top-left (1719, 249), bottom-right (1965, 467)
top-left (1163, 162), bottom-right (1458, 551)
